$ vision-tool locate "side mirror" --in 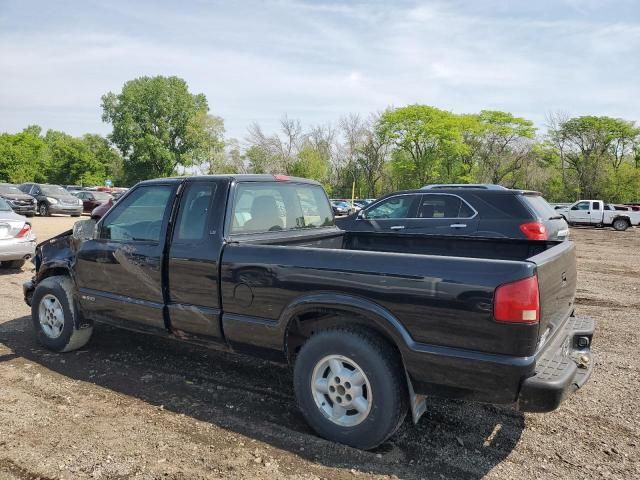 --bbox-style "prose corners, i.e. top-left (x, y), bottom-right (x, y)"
top-left (357, 210), bottom-right (367, 219)
top-left (571, 206), bottom-right (579, 211)
top-left (72, 219), bottom-right (97, 241)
